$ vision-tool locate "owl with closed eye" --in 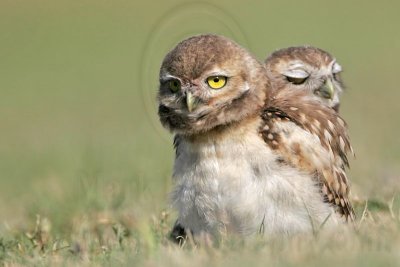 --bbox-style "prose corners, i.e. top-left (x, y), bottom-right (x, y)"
top-left (158, 35), bottom-right (354, 244)
top-left (265, 46), bottom-right (345, 111)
